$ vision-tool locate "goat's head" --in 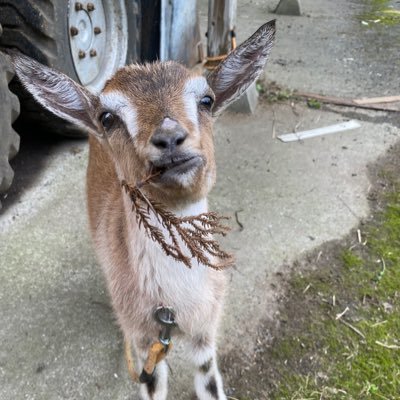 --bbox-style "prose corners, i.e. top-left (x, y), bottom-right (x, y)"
top-left (11, 21), bottom-right (275, 205)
